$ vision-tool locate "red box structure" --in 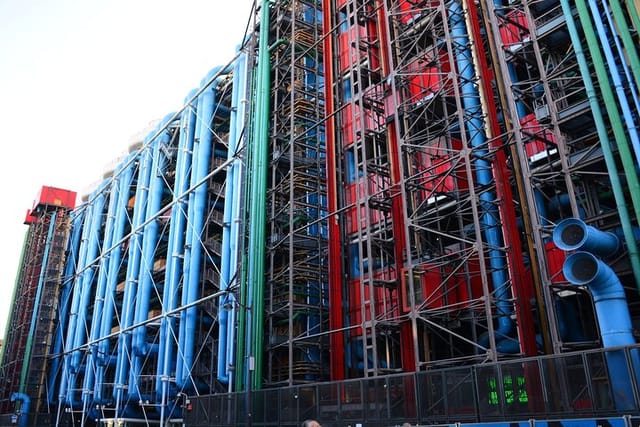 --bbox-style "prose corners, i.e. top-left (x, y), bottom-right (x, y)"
top-left (520, 114), bottom-right (557, 158)
top-left (33, 186), bottom-right (77, 211)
